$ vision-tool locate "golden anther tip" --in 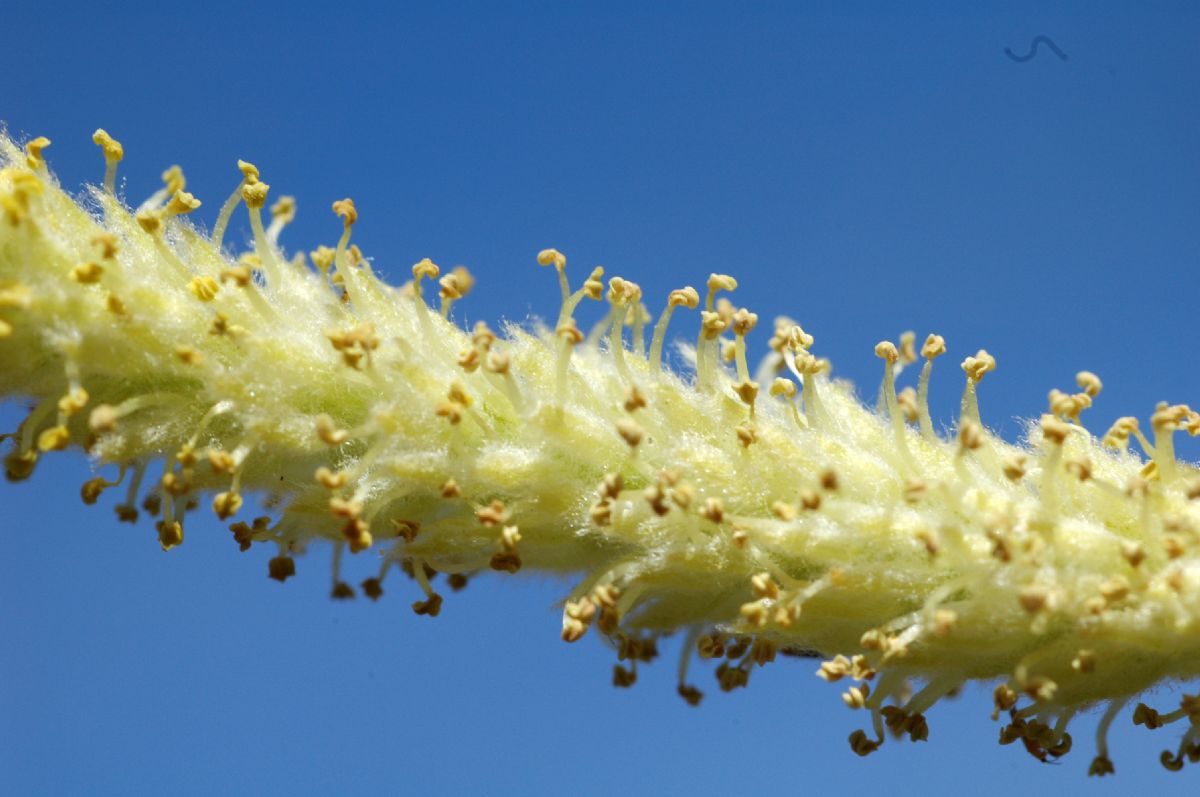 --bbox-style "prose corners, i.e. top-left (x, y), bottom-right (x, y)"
top-left (188, 276), bottom-right (219, 302)
top-left (70, 261), bottom-right (104, 284)
top-left (617, 418), bottom-right (644, 447)
top-left (1075, 372), bottom-right (1099, 398)
top-left (874, 340), bottom-right (899, 363)
top-left (1151, 402), bottom-right (1190, 433)
top-left (449, 265), bottom-right (474, 295)
top-left (412, 257), bottom-right (440, 281)
top-left (1018, 585), bottom-right (1049, 614)
top-left (241, 181), bottom-right (269, 209)
top-left (732, 308), bottom-right (758, 336)
top-left (786, 325), bottom-right (814, 351)
top-left (92, 129), bottom-right (124, 161)
top-left (134, 209), bottom-right (162, 234)
top-left (166, 189), bottom-right (201, 215)
top-left (24, 136), bottom-right (51, 169)
top-left (536, 248), bottom-right (567, 270)
top-left (921, 333), bottom-right (946, 360)
top-left (91, 233), bottom-right (119, 259)
top-left (270, 195), bottom-right (296, 221)
top-left (1040, 414), bottom-right (1071, 445)
top-left (331, 197), bottom-right (357, 227)
top-left (961, 349), bottom-right (996, 381)
top-left (667, 286), bottom-right (700, 309)
top-left (555, 319), bottom-right (584, 345)
top-left (438, 273), bottom-right (464, 300)
top-left (706, 273), bottom-right (738, 293)
top-left (733, 379), bottom-right (759, 406)
top-left (237, 159), bottom-right (259, 183)
top-left (898, 331), bottom-right (917, 364)
top-left (582, 267), bottom-right (605, 300)
top-left (606, 276), bottom-right (639, 305)
top-left (1001, 453), bottom-right (1027, 481)
top-left (212, 491), bottom-right (244, 521)
top-left (769, 377), bottom-right (797, 398)
top-left (37, 425), bottom-right (70, 452)
top-left (897, 387), bottom-right (918, 422)
top-left (161, 164), bottom-right (186, 193)
top-left (699, 311), bottom-right (727, 340)
top-left (157, 521), bottom-right (184, 551)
